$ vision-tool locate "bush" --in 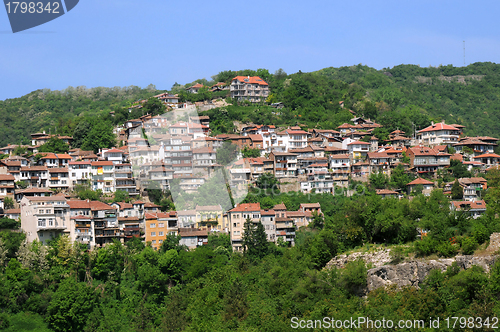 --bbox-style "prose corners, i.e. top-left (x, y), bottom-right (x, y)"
top-left (461, 237), bottom-right (478, 255)
top-left (436, 240), bottom-right (458, 258)
top-left (0, 312), bottom-right (10, 329)
top-left (414, 236), bottom-right (437, 256)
